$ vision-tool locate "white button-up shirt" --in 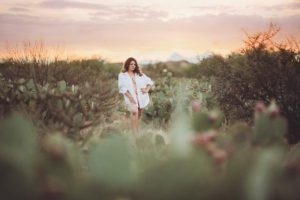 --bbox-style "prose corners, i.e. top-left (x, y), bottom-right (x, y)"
top-left (118, 72), bottom-right (154, 108)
